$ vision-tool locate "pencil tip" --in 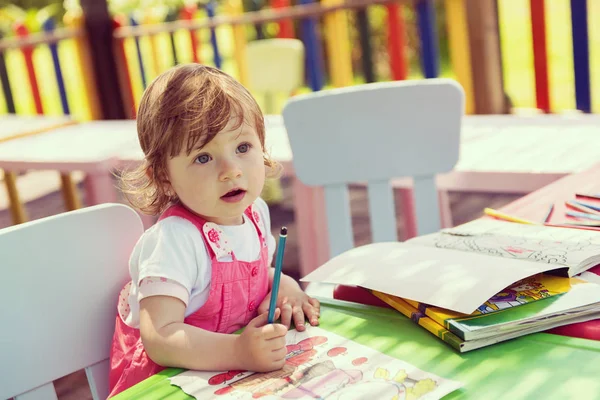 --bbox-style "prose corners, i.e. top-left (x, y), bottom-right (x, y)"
top-left (280, 226), bottom-right (287, 235)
